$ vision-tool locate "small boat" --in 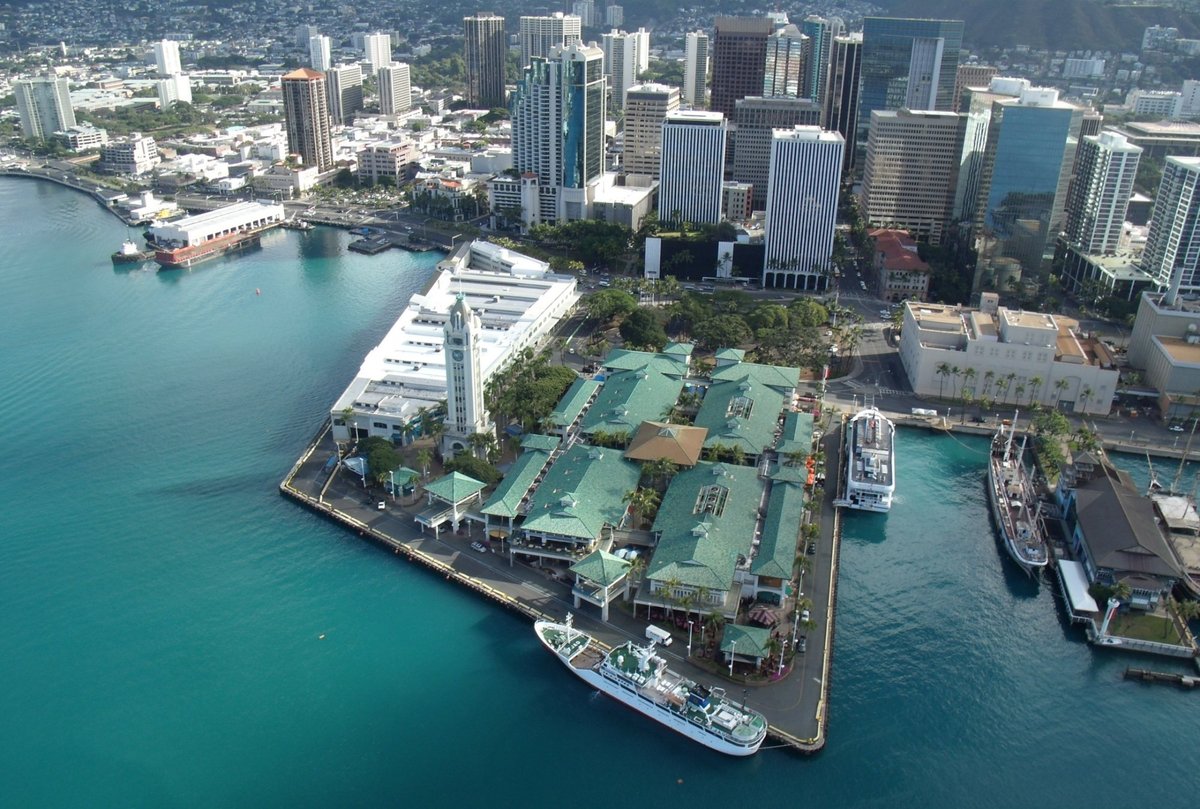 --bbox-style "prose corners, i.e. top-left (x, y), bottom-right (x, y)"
top-left (535, 614), bottom-right (768, 756)
top-left (111, 239), bottom-right (152, 264)
top-left (987, 414), bottom-right (1049, 575)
